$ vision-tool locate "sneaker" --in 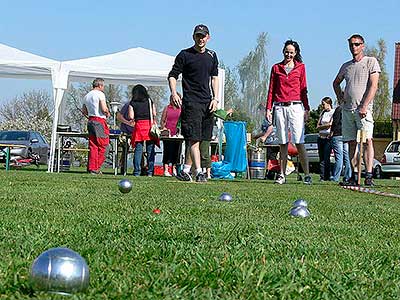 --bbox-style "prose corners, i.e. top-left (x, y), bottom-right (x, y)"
top-left (176, 170), bottom-right (192, 182)
top-left (164, 171), bottom-right (172, 177)
top-left (195, 172), bottom-right (207, 183)
top-left (274, 174), bottom-right (286, 184)
top-left (364, 177), bottom-right (374, 187)
top-left (303, 175), bottom-right (312, 185)
top-left (339, 178), bottom-right (358, 186)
